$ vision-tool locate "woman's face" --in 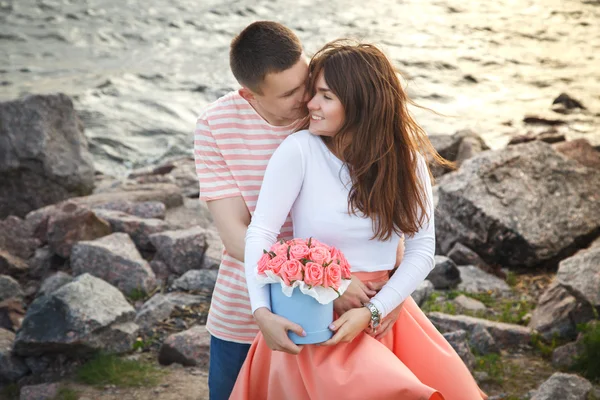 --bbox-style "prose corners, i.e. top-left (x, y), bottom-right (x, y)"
top-left (307, 71), bottom-right (345, 137)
